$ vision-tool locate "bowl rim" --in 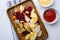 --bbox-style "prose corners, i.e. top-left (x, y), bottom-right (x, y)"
top-left (43, 8), bottom-right (58, 24)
